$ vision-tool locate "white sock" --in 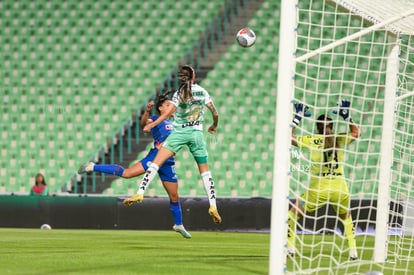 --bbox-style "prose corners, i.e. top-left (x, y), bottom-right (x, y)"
top-left (201, 171), bottom-right (217, 207)
top-left (137, 163), bottom-right (159, 194)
